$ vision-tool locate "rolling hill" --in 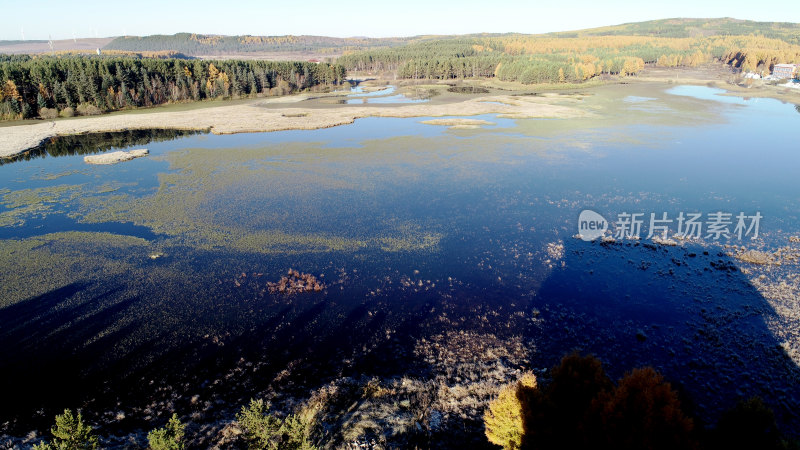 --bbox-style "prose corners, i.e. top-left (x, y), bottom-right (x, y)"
top-left (95, 18), bottom-right (800, 57)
